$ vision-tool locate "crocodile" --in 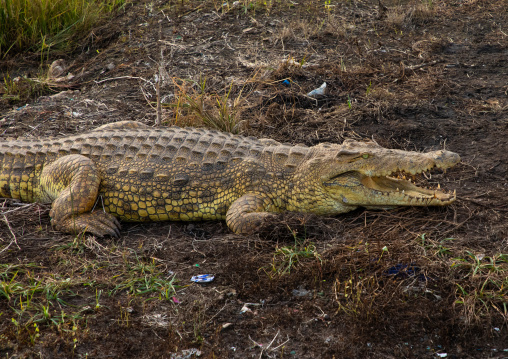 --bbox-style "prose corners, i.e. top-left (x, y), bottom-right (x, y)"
top-left (0, 121), bottom-right (460, 237)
